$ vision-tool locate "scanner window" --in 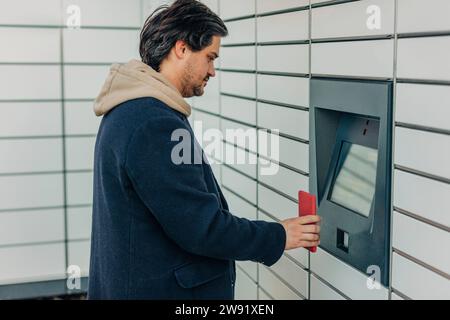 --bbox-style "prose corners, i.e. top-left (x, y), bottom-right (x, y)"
top-left (329, 141), bottom-right (378, 218)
